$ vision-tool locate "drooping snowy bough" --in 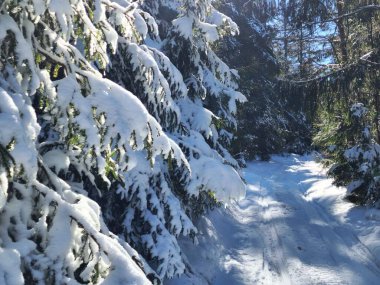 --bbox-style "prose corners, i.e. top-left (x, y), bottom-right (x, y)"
top-left (0, 0), bottom-right (245, 283)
